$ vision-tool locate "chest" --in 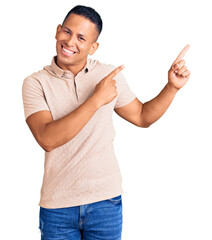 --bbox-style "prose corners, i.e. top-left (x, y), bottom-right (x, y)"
top-left (42, 75), bottom-right (117, 121)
